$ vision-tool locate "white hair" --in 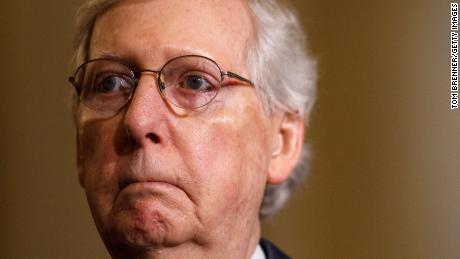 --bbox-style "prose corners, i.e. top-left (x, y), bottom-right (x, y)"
top-left (246, 0), bottom-right (317, 219)
top-left (70, 0), bottom-right (317, 220)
